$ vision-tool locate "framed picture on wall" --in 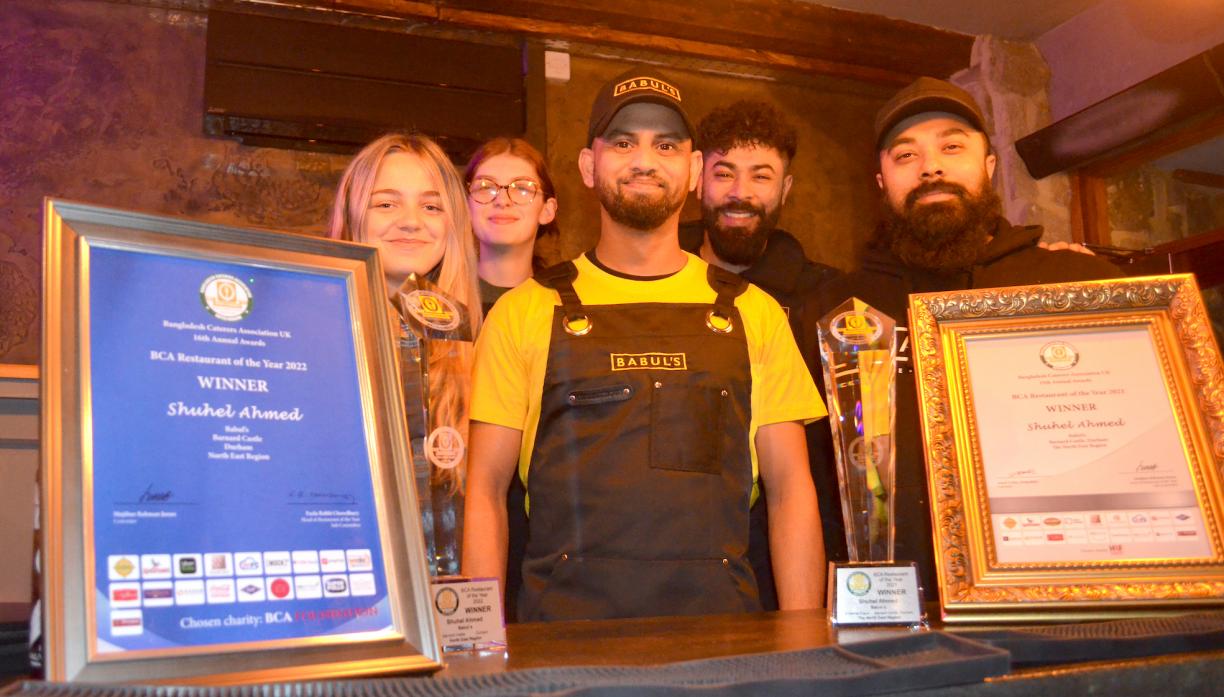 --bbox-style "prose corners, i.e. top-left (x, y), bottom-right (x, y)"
top-left (909, 275), bottom-right (1224, 623)
top-left (40, 199), bottom-right (441, 683)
